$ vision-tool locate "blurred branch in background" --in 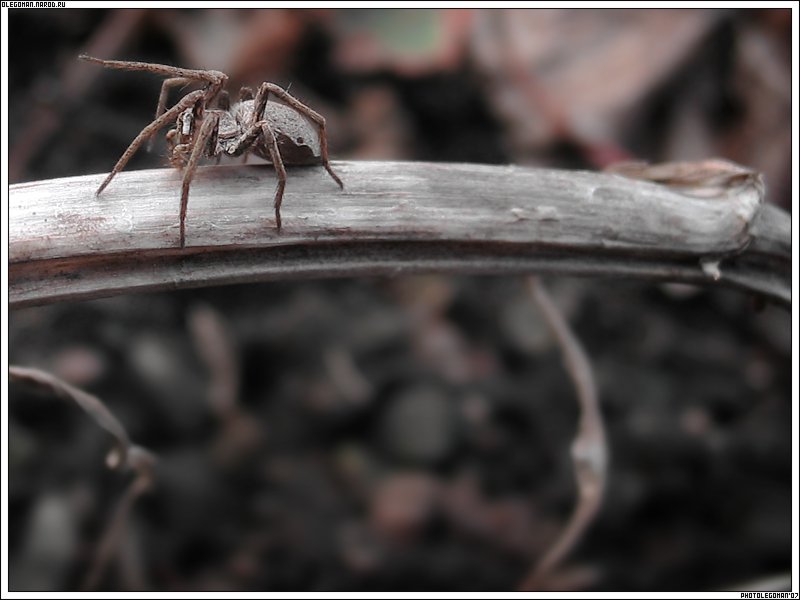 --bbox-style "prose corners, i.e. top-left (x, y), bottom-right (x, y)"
top-left (8, 367), bottom-right (157, 591)
top-left (8, 9), bottom-right (149, 181)
top-left (187, 304), bottom-right (265, 466)
top-left (469, 9), bottom-right (791, 197)
top-left (520, 278), bottom-right (607, 591)
top-left (471, 10), bottom-right (719, 165)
